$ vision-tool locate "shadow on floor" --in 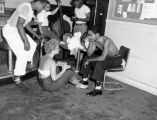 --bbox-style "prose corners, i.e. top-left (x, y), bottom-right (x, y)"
top-left (0, 76), bottom-right (157, 120)
top-left (0, 70), bottom-right (37, 86)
